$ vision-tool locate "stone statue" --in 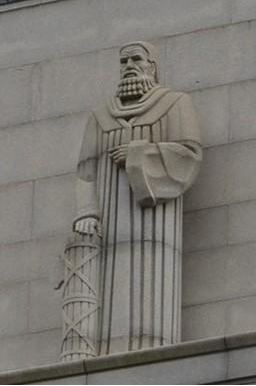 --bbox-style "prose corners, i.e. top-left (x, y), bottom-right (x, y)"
top-left (61, 41), bottom-right (202, 360)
